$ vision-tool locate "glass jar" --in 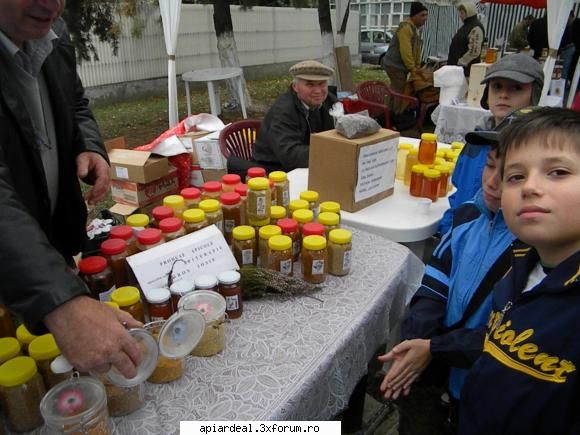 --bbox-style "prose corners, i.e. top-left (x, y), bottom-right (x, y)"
top-left (182, 208), bottom-right (209, 234)
top-left (434, 164), bottom-right (451, 198)
top-left (235, 183), bottom-right (248, 225)
top-left (163, 195), bottom-right (186, 218)
top-left (126, 213), bottom-right (149, 237)
top-left (109, 225), bottom-right (138, 256)
top-left (144, 321), bottom-right (184, 384)
top-left (404, 148), bottom-right (419, 186)
top-left (101, 238), bottom-right (130, 288)
top-left (246, 166), bottom-right (266, 183)
top-left (422, 169), bottom-right (441, 203)
top-left (410, 164), bottom-right (427, 197)
top-left (146, 288), bottom-right (173, 321)
top-left (29, 334), bottom-right (66, 389)
top-left (288, 199), bottom-right (309, 216)
top-left (111, 286), bottom-right (145, 323)
top-left (181, 187), bottom-right (201, 209)
top-left (136, 228), bottom-right (164, 252)
top-left (0, 337), bottom-right (21, 364)
top-left (277, 218), bottom-right (300, 262)
top-left (232, 225), bottom-right (257, 267)
top-left (0, 304), bottom-right (15, 338)
top-left (150, 206), bottom-right (173, 229)
top-left (258, 225), bottom-right (282, 268)
top-left (220, 192), bottom-right (242, 245)
top-left (270, 205), bottom-right (287, 225)
top-left (169, 280), bottom-right (195, 313)
top-left (328, 229), bottom-right (353, 276)
top-left (78, 256), bottom-right (116, 302)
top-left (249, 216), bottom-right (270, 248)
top-left (101, 380), bottom-right (145, 417)
top-left (247, 177), bottom-right (271, 221)
top-left (302, 222), bottom-right (326, 238)
top-left (217, 270), bottom-right (243, 319)
top-left (320, 201), bottom-right (341, 223)
top-left (418, 133), bottom-right (437, 165)
top-left (0, 356), bottom-right (45, 432)
top-left (195, 275), bottom-right (219, 292)
top-left (302, 235), bottom-right (327, 284)
top-left (300, 190), bottom-right (320, 219)
top-left (16, 324), bottom-right (37, 355)
top-left (269, 179), bottom-right (277, 207)
top-left (293, 209), bottom-right (314, 249)
top-left (222, 174), bottom-right (241, 193)
top-left (269, 171), bottom-right (290, 210)
top-left (199, 199), bottom-right (224, 233)
top-left (446, 149), bottom-right (461, 162)
top-left (317, 211), bottom-right (340, 238)
top-left (201, 181), bottom-right (222, 200)
top-left (268, 235), bottom-right (293, 276)
top-left (159, 217), bottom-right (187, 241)
top-left (396, 143), bottom-right (413, 181)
